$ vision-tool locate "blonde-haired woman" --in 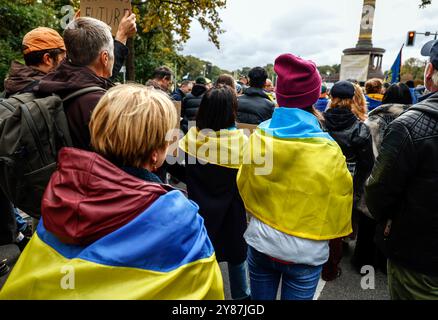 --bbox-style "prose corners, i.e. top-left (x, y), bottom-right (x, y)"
top-left (0, 84), bottom-right (224, 300)
top-left (352, 84), bottom-right (368, 121)
top-left (322, 80), bottom-right (374, 281)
